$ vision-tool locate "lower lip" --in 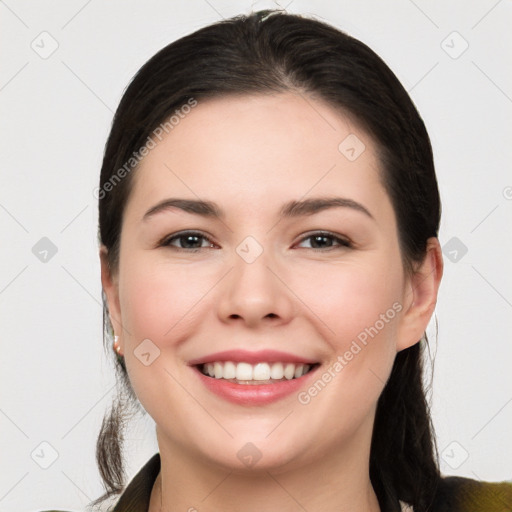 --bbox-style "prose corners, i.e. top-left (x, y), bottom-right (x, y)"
top-left (193, 366), bottom-right (319, 405)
